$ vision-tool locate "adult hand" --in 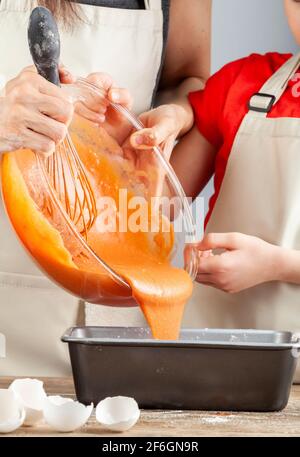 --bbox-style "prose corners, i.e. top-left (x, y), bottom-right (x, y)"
top-left (0, 66), bottom-right (74, 156)
top-left (130, 104), bottom-right (191, 161)
top-left (194, 233), bottom-right (281, 293)
top-left (69, 71), bottom-right (133, 126)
